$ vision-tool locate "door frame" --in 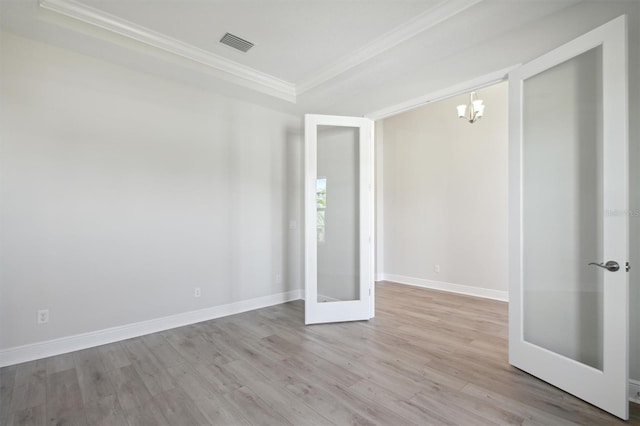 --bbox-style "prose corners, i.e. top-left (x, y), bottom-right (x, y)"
top-left (364, 65), bottom-right (518, 121)
top-left (365, 67), bottom-right (517, 288)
